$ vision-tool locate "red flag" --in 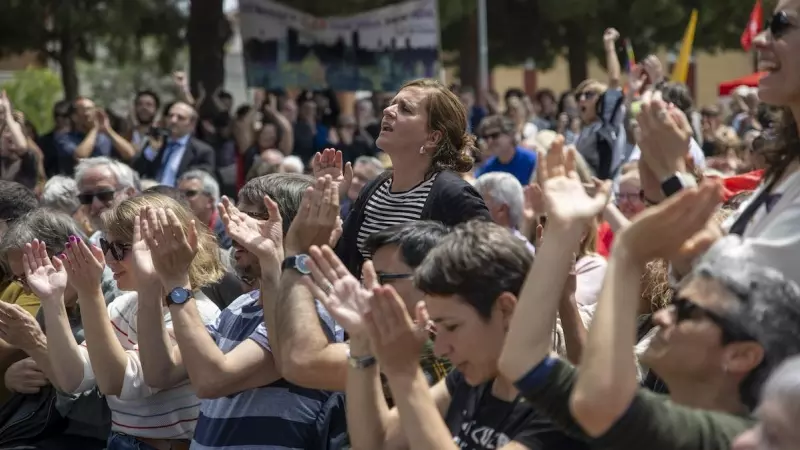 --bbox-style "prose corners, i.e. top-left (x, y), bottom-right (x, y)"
top-left (741, 0), bottom-right (763, 51)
